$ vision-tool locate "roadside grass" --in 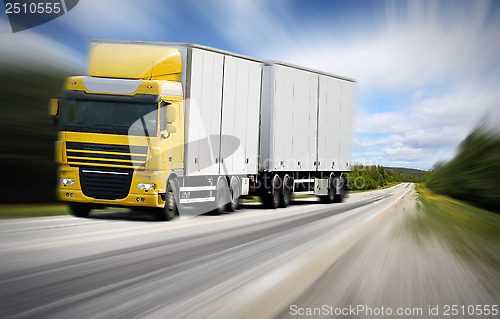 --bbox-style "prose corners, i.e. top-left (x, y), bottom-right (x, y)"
top-left (411, 185), bottom-right (500, 271)
top-left (0, 204), bottom-right (69, 219)
top-left (0, 204), bottom-right (125, 219)
top-left (240, 196), bottom-right (260, 204)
